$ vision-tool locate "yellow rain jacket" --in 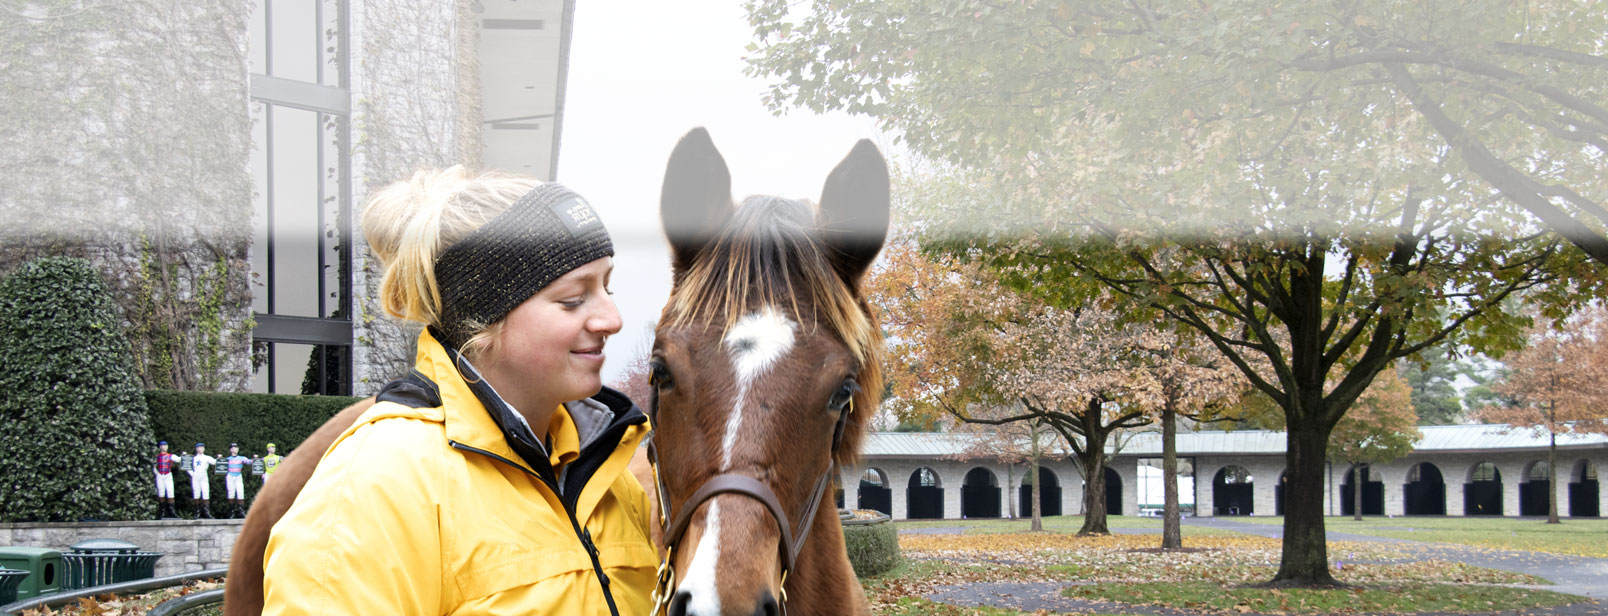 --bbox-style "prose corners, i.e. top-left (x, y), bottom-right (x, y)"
top-left (262, 330), bottom-right (656, 615)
